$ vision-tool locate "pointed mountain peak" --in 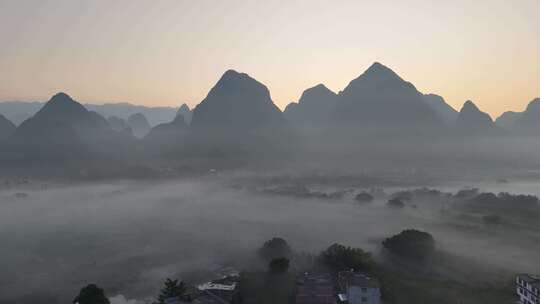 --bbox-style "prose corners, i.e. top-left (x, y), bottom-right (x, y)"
top-left (220, 69), bottom-right (248, 82)
top-left (179, 103), bottom-right (190, 112)
top-left (47, 92), bottom-right (77, 106)
top-left (303, 83), bottom-right (334, 94)
top-left (362, 62), bottom-right (403, 81)
top-left (298, 83), bottom-right (337, 106)
top-left (305, 83), bottom-right (335, 95)
top-left (209, 69), bottom-right (269, 95)
top-left (456, 100), bottom-right (495, 133)
top-left (51, 92), bottom-right (72, 100)
top-left (38, 92), bottom-right (87, 117)
top-left (191, 69), bottom-right (283, 129)
top-left (312, 83), bottom-right (329, 90)
top-left (211, 69), bottom-right (268, 94)
top-left (461, 100), bottom-right (480, 112)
